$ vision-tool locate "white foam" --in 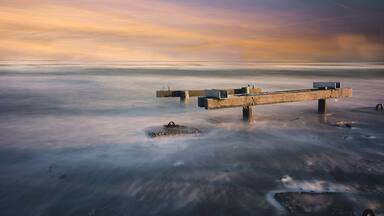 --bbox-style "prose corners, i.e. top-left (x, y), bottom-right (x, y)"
top-left (173, 161), bottom-right (185, 167)
top-left (280, 175), bottom-right (354, 192)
